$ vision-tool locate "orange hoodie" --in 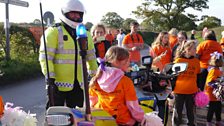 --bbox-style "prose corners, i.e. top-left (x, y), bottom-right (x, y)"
top-left (89, 67), bottom-right (144, 125)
